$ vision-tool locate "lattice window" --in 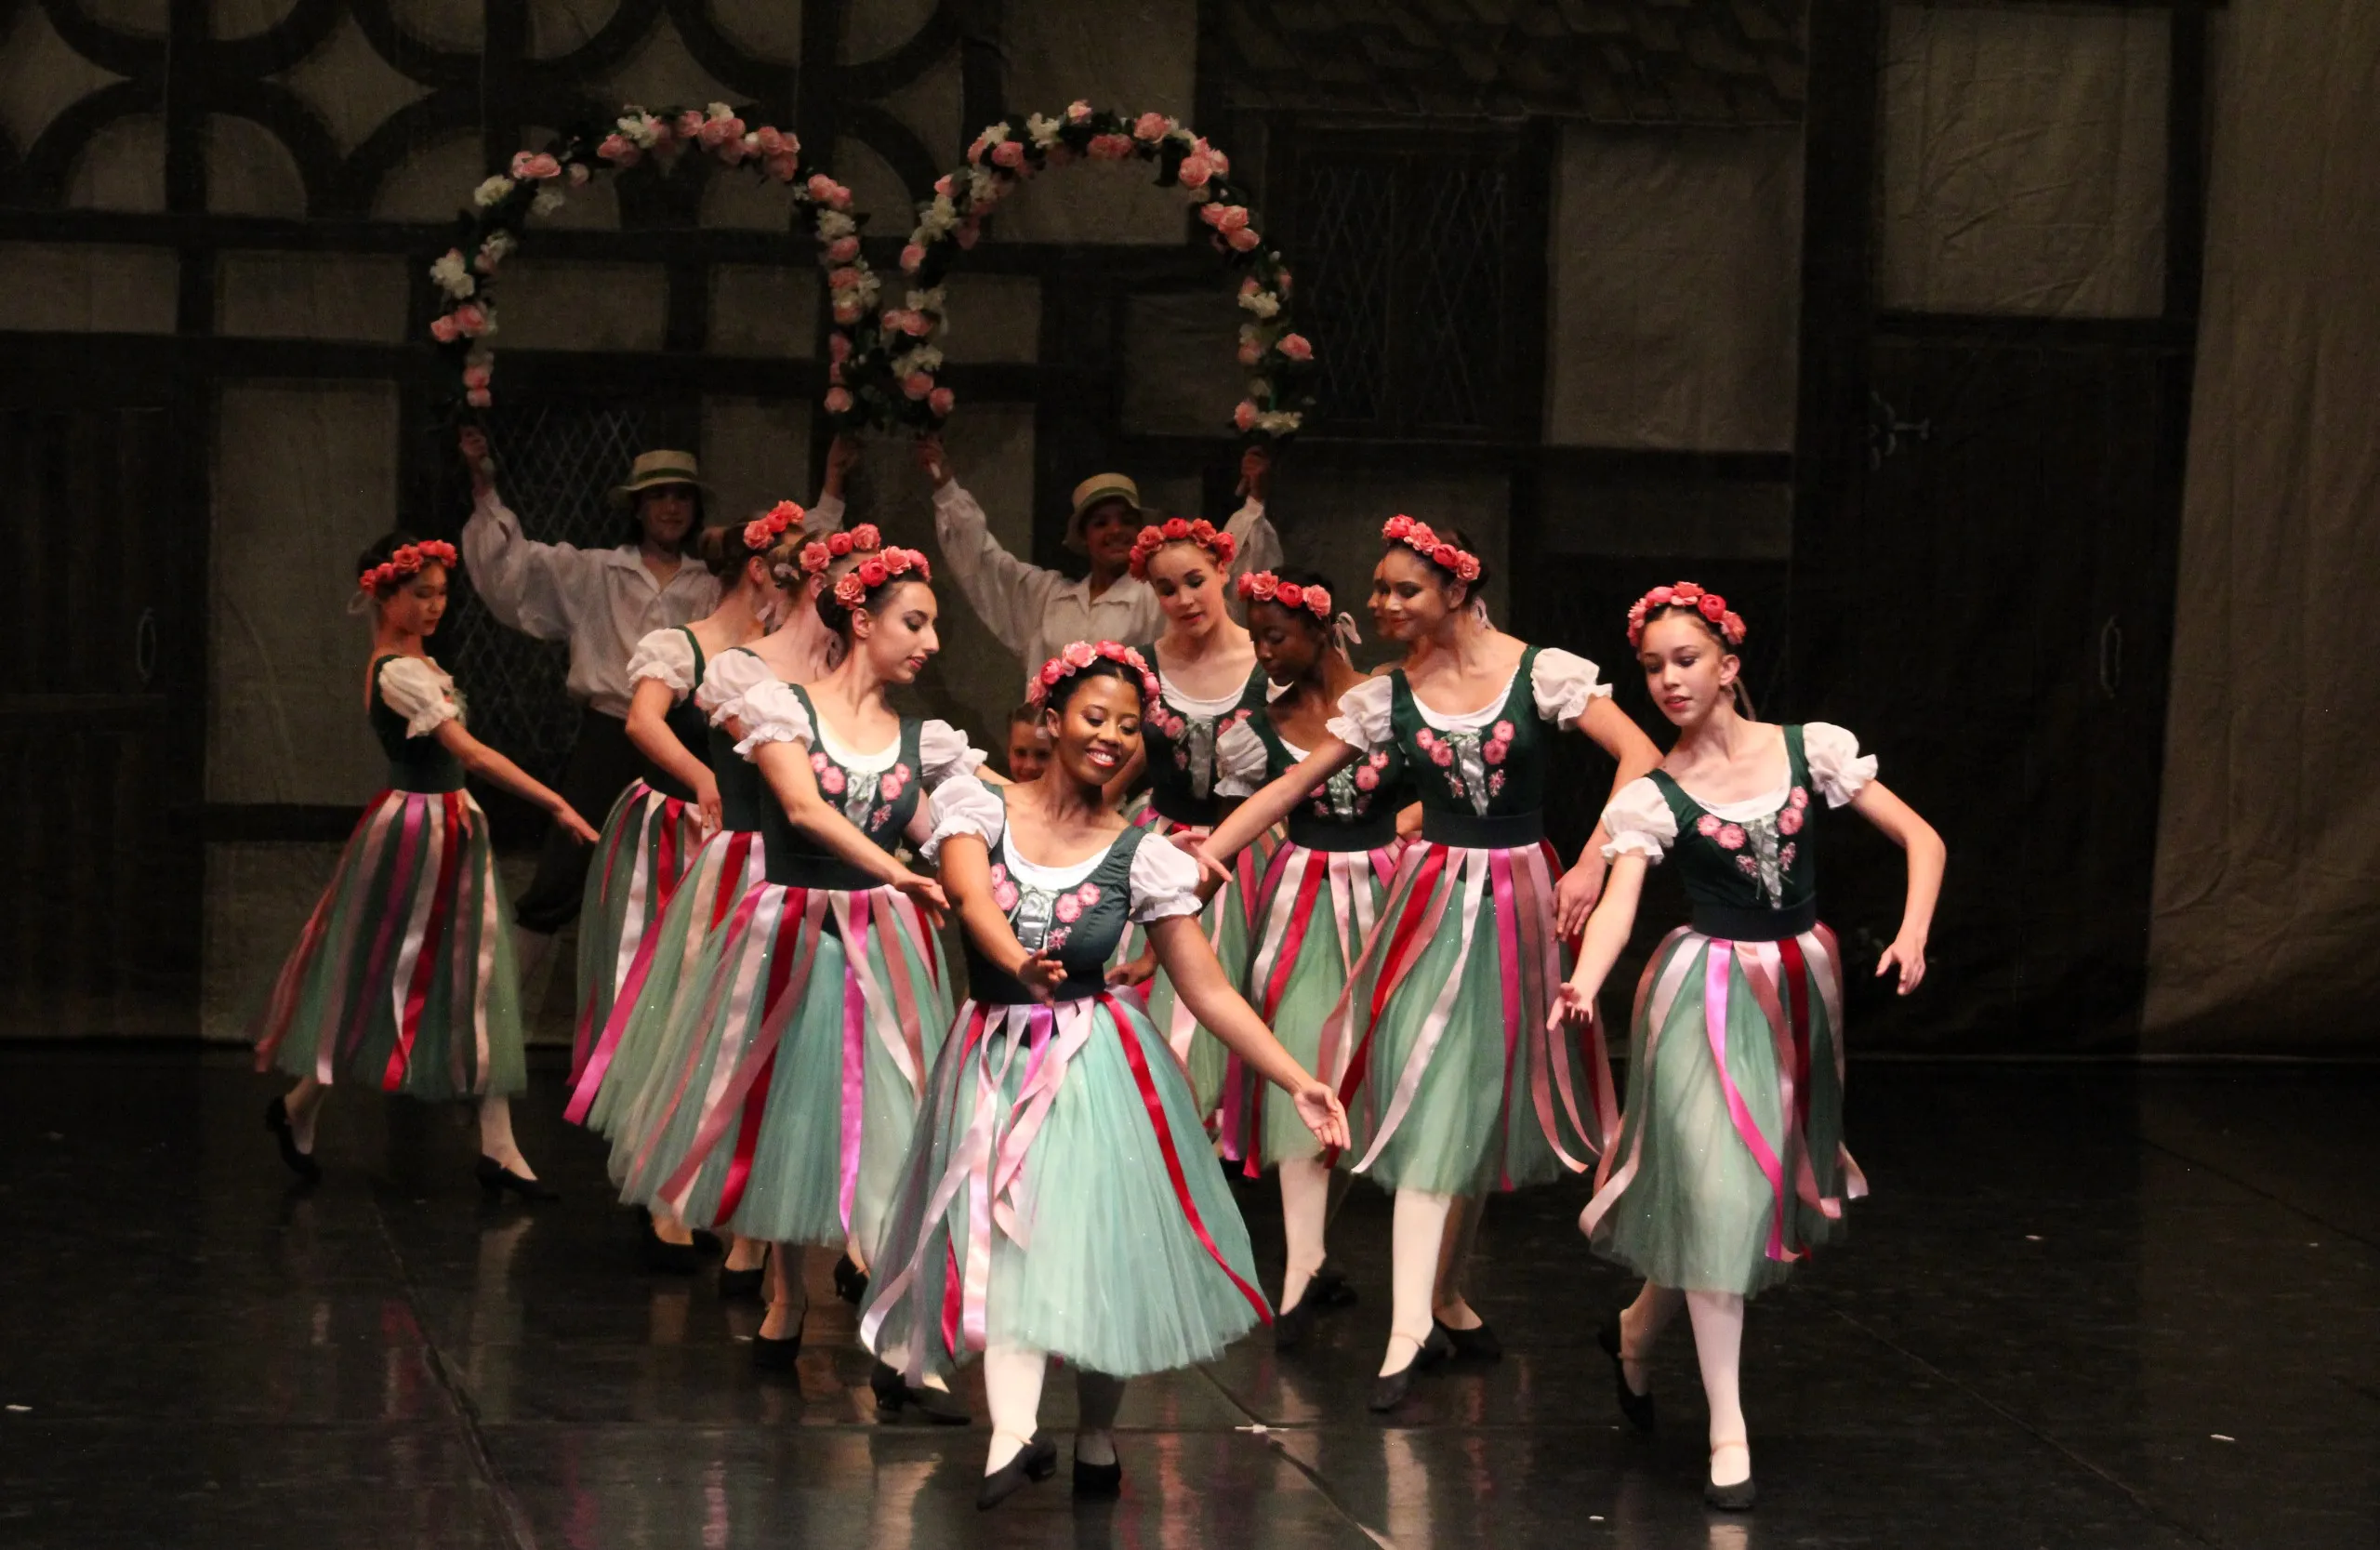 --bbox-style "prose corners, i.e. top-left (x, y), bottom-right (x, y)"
top-left (1292, 143), bottom-right (1519, 436)
top-left (443, 403), bottom-right (654, 783)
